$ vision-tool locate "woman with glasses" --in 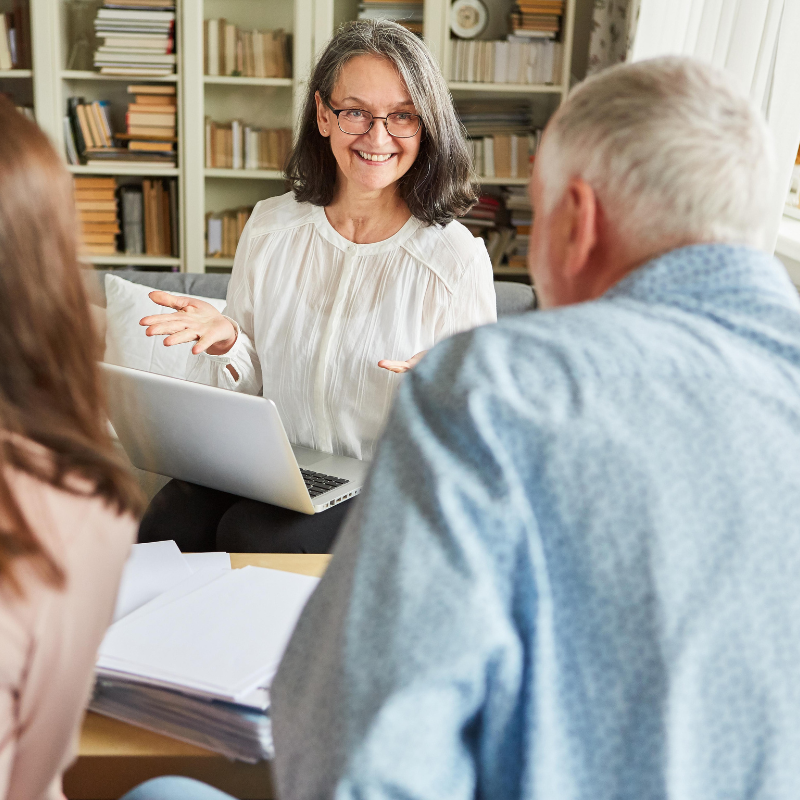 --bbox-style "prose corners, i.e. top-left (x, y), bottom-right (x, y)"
top-left (138, 20), bottom-right (496, 554)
